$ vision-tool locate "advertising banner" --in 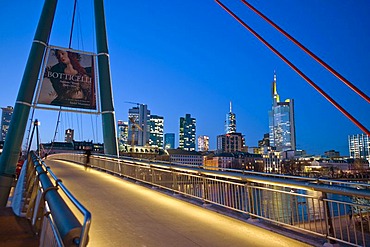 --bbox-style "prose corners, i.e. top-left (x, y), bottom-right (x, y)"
top-left (38, 48), bottom-right (96, 109)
